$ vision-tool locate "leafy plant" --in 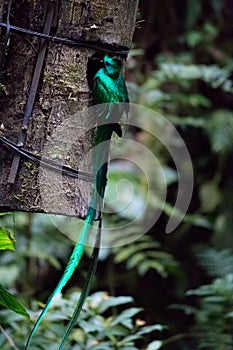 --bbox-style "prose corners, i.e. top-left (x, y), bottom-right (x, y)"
top-left (196, 247), bottom-right (233, 278)
top-left (186, 274), bottom-right (233, 350)
top-left (0, 291), bottom-right (164, 350)
top-left (0, 226), bottom-right (15, 251)
top-left (172, 248), bottom-right (233, 350)
top-left (114, 235), bottom-right (178, 278)
top-left (0, 221), bottom-right (29, 319)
